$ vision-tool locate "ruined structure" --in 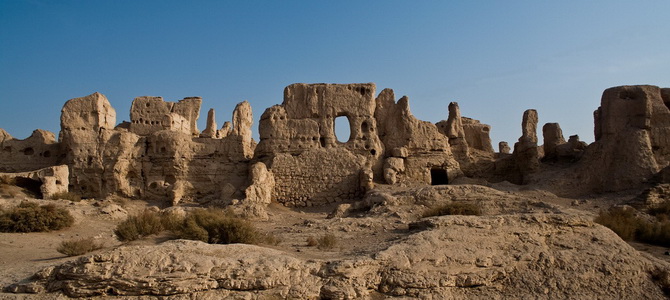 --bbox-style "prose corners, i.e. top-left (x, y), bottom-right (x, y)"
top-left (129, 96), bottom-right (201, 136)
top-left (1, 83), bottom-right (670, 206)
top-left (0, 129), bottom-right (61, 172)
top-left (579, 85), bottom-right (670, 191)
top-left (374, 89), bottom-right (461, 187)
